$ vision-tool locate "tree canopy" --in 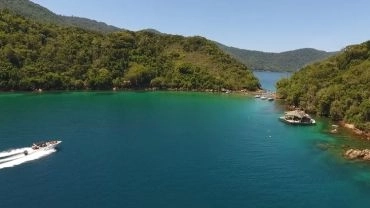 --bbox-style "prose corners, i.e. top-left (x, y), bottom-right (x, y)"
top-left (0, 10), bottom-right (260, 91)
top-left (276, 41), bottom-right (370, 131)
